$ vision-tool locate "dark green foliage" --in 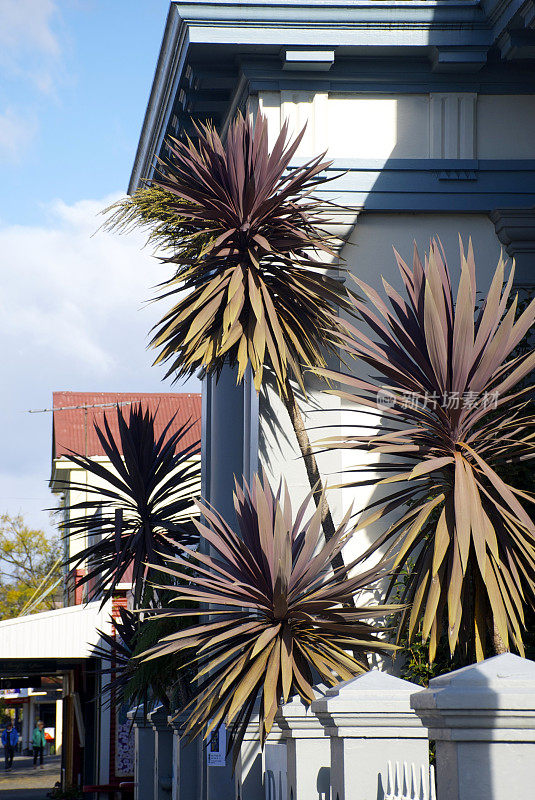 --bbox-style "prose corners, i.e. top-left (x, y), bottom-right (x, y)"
top-left (0, 514), bottom-right (62, 619)
top-left (57, 403), bottom-right (200, 607)
top-left (93, 604), bottom-right (193, 715)
top-left (391, 562), bottom-right (465, 686)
